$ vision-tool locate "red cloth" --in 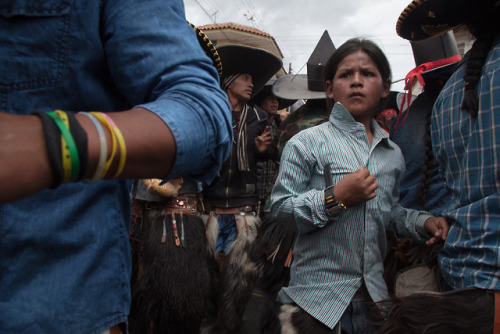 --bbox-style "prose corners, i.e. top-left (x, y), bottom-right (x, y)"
top-left (394, 55), bottom-right (462, 133)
